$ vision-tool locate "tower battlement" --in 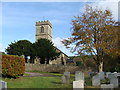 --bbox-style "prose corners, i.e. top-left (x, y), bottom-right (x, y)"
top-left (36, 20), bottom-right (52, 41)
top-left (36, 20), bottom-right (52, 28)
